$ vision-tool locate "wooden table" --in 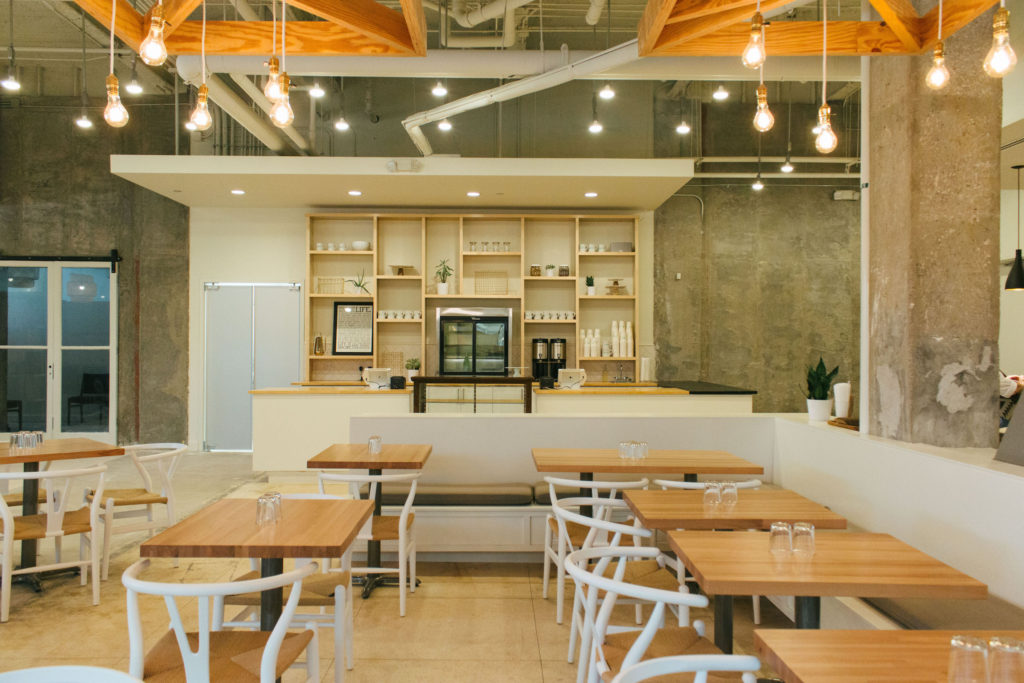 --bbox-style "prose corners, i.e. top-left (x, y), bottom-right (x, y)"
top-left (532, 447), bottom-right (763, 516)
top-left (624, 489), bottom-right (847, 531)
top-left (754, 629), bottom-right (1024, 682)
top-left (308, 443), bottom-right (431, 597)
top-left (0, 437), bottom-right (123, 570)
top-left (141, 497), bottom-right (373, 631)
top-left (667, 531), bottom-right (988, 653)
